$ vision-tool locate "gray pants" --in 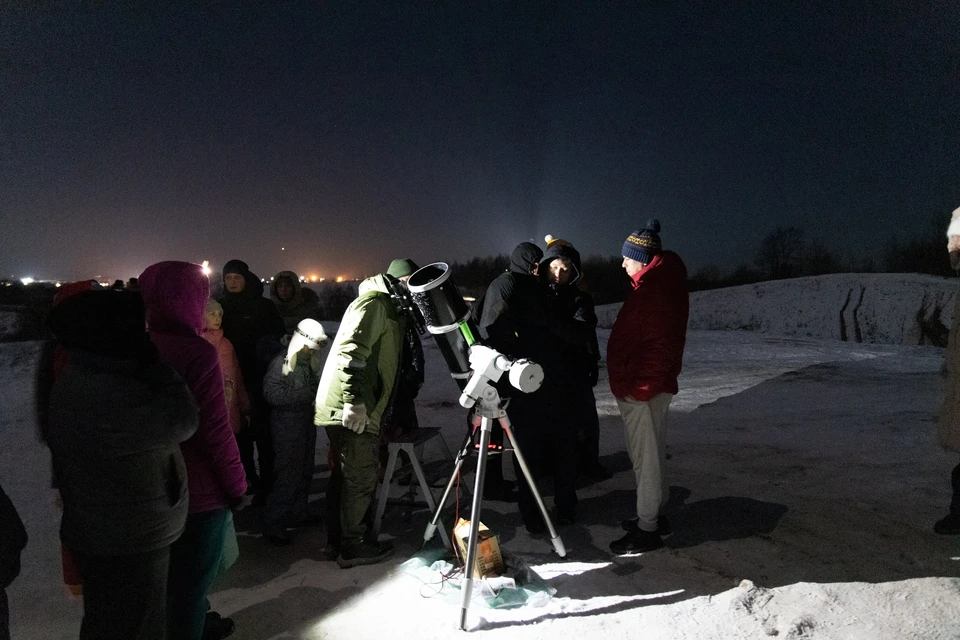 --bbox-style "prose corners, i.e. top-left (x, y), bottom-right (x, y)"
top-left (264, 413), bottom-right (318, 532)
top-left (617, 393), bottom-right (673, 532)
